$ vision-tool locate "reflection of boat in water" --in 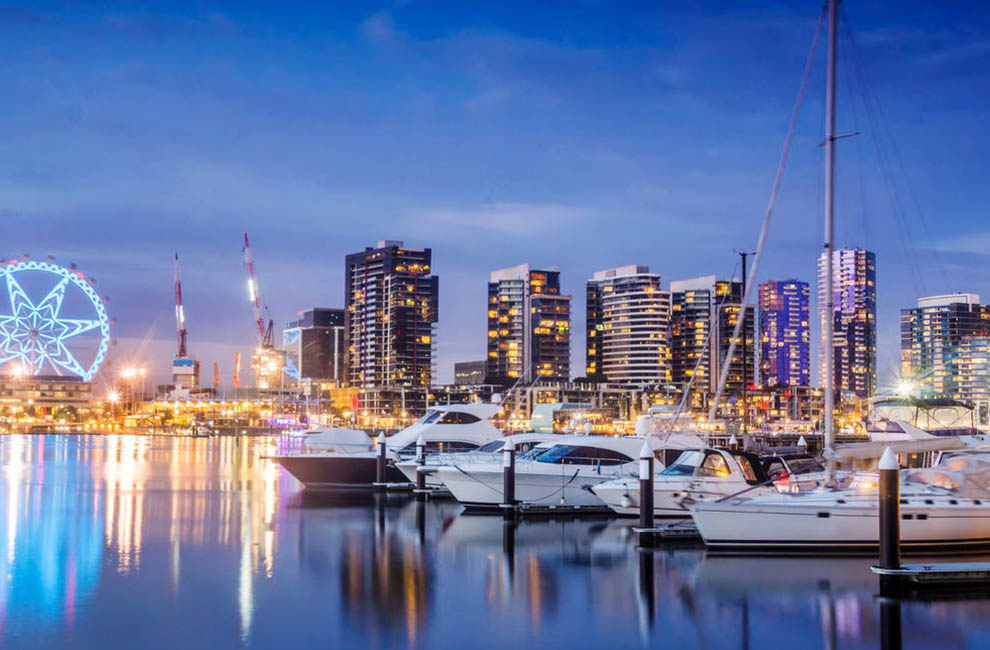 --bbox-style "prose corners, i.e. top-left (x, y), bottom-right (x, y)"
top-left (437, 515), bottom-right (632, 564)
top-left (271, 404), bottom-right (502, 489)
